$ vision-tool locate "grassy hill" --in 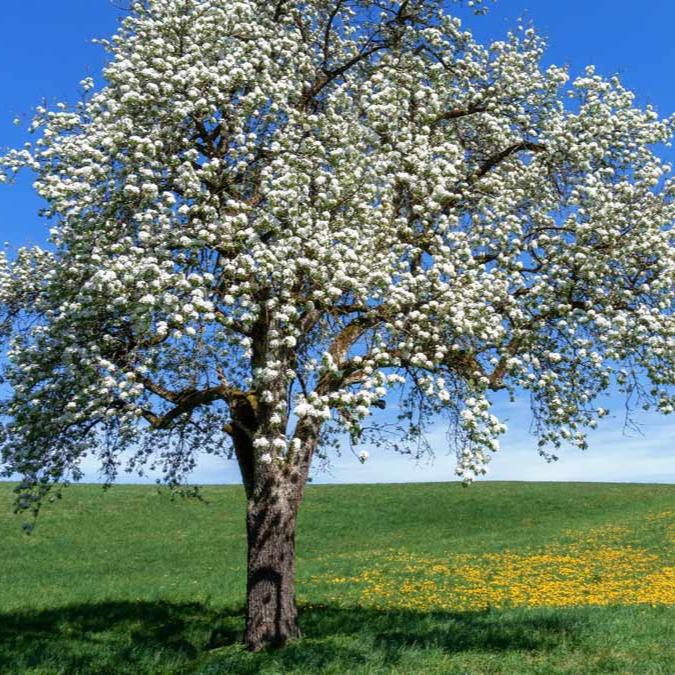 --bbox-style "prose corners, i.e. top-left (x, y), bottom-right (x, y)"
top-left (0, 481), bottom-right (673, 674)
